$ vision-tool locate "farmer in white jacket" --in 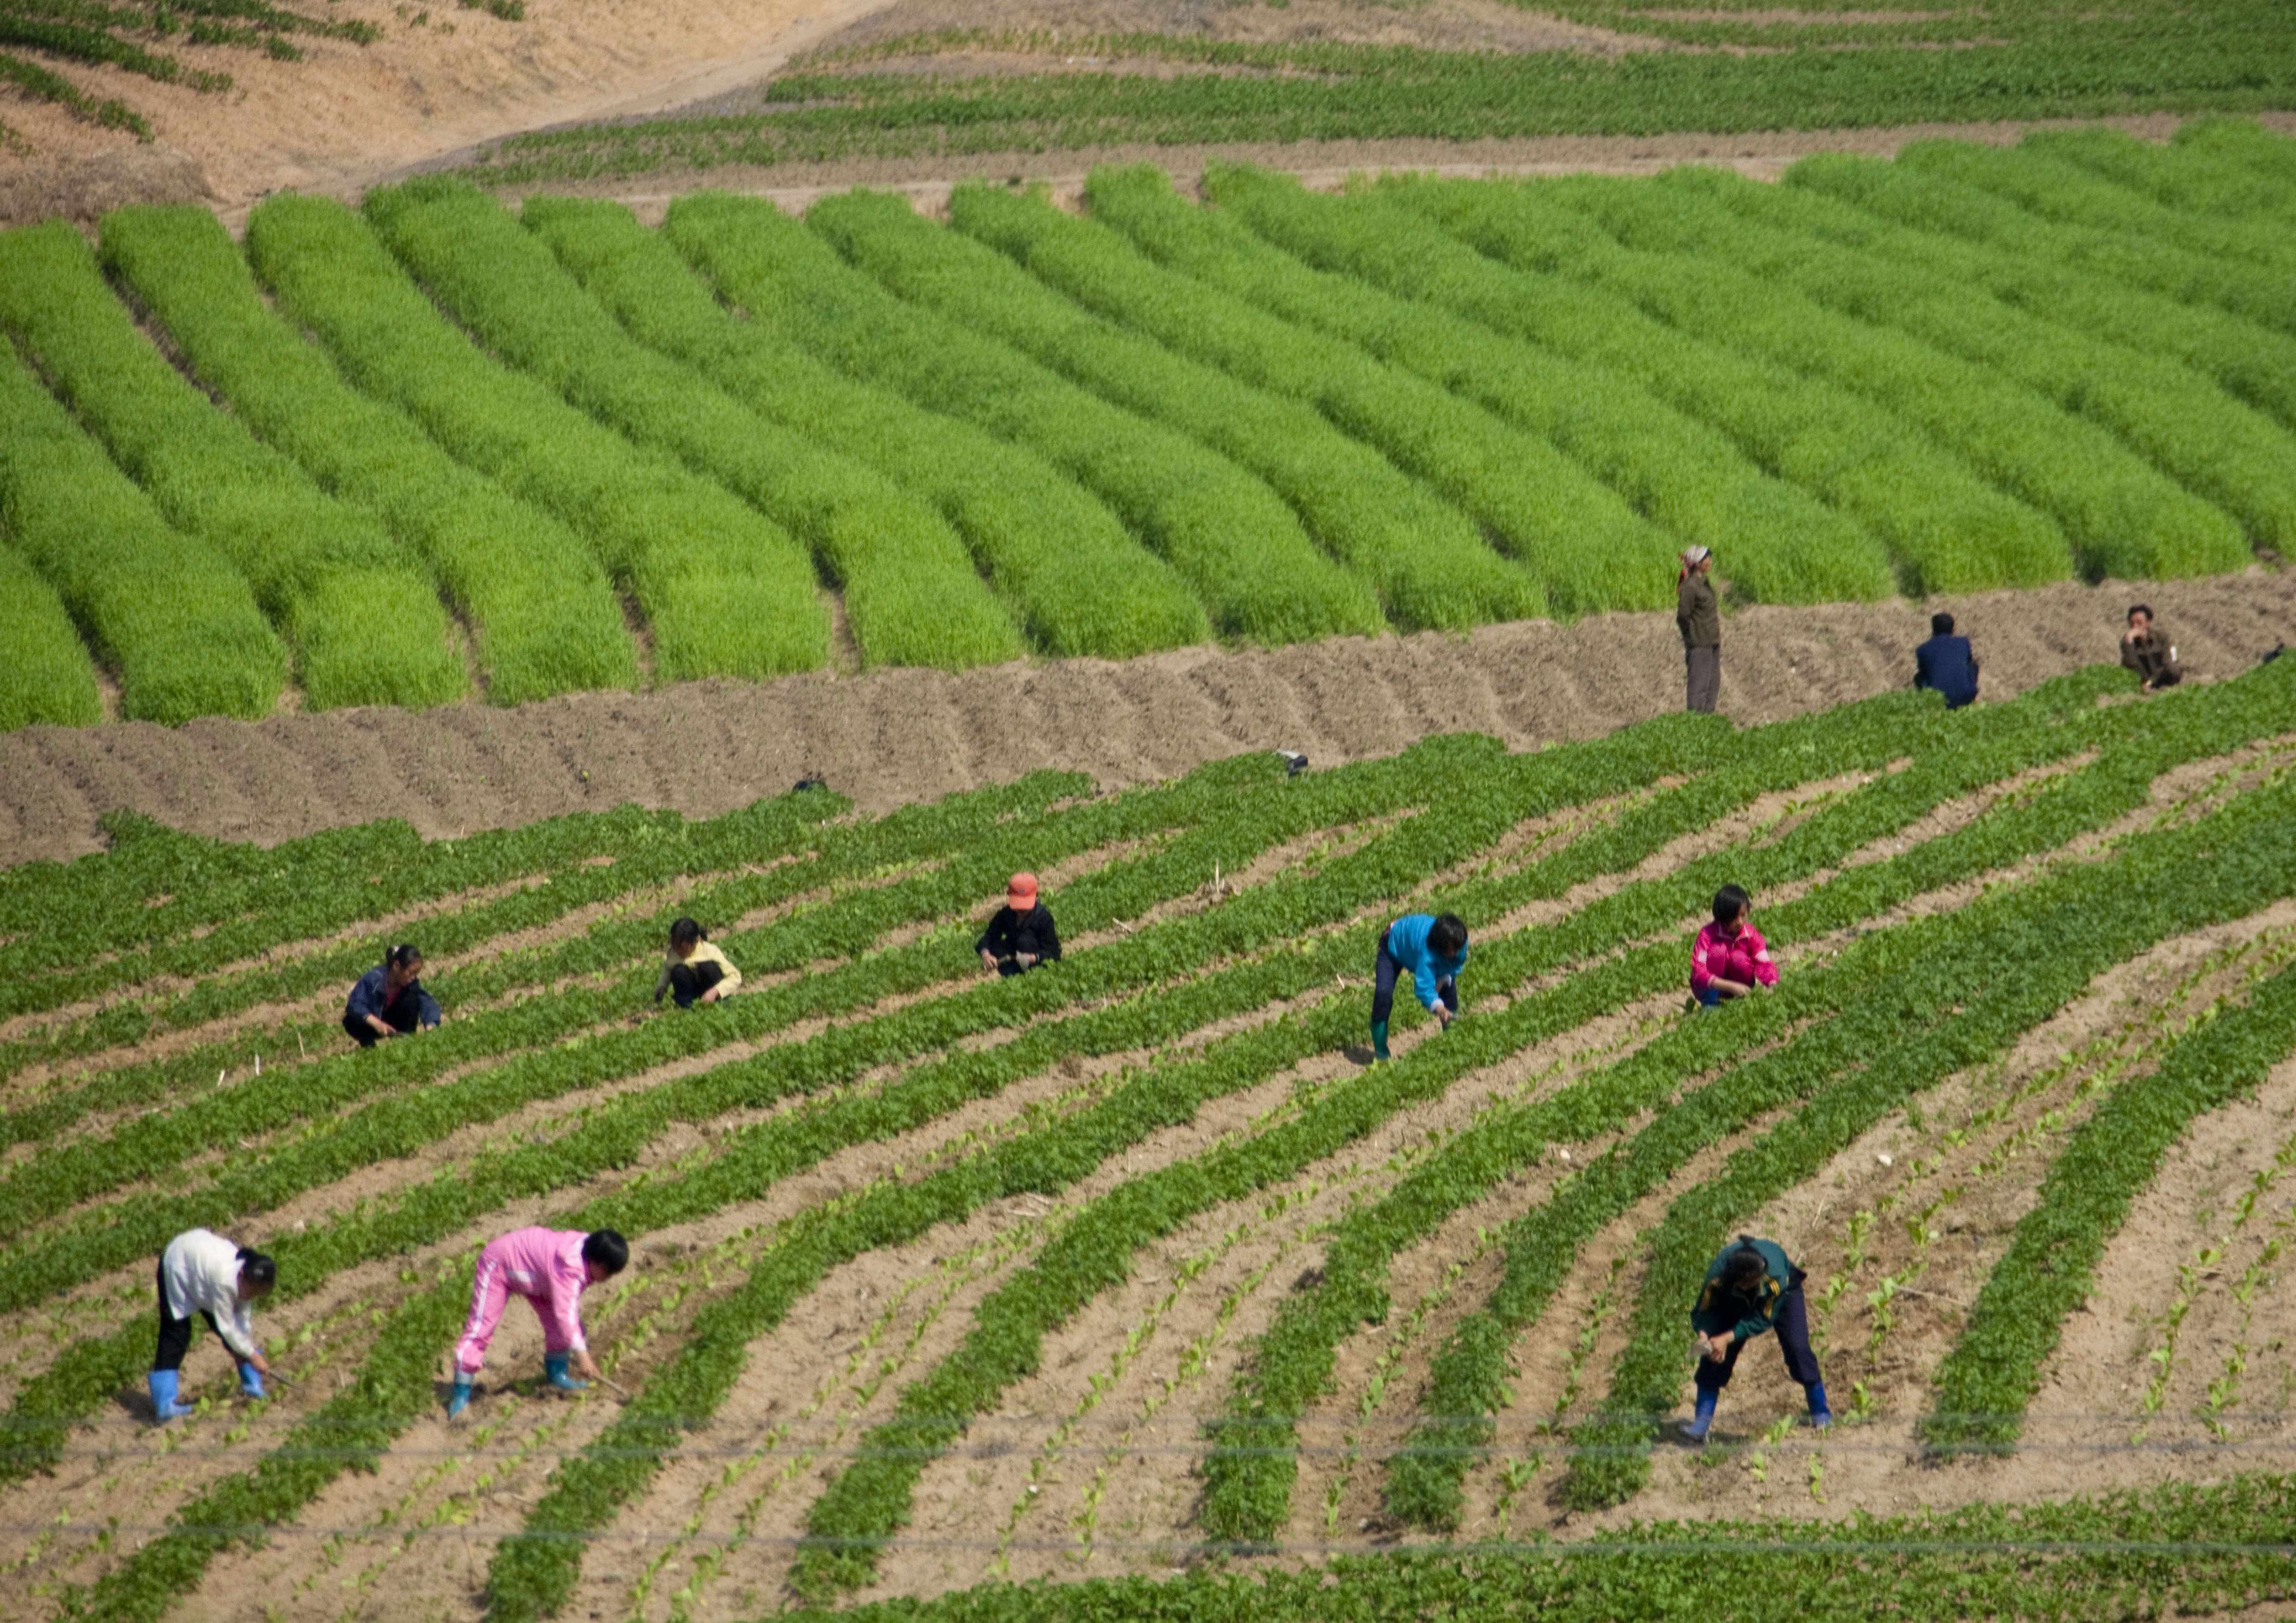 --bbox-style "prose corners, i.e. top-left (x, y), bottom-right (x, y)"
top-left (150, 1228), bottom-right (275, 1423)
